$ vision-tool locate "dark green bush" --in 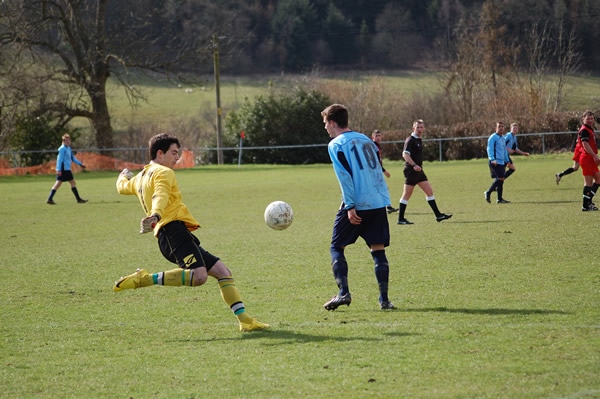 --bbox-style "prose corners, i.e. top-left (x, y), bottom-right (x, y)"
top-left (224, 87), bottom-right (331, 164)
